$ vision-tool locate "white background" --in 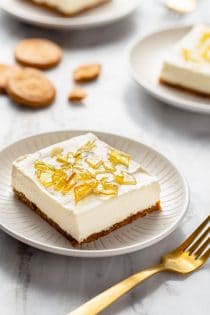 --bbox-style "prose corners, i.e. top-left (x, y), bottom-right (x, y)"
top-left (0, 1), bottom-right (209, 314)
